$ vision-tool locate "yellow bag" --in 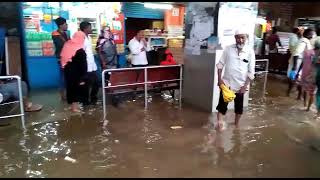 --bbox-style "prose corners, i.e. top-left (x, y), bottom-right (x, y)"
top-left (220, 84), bottom-right (236, 103)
